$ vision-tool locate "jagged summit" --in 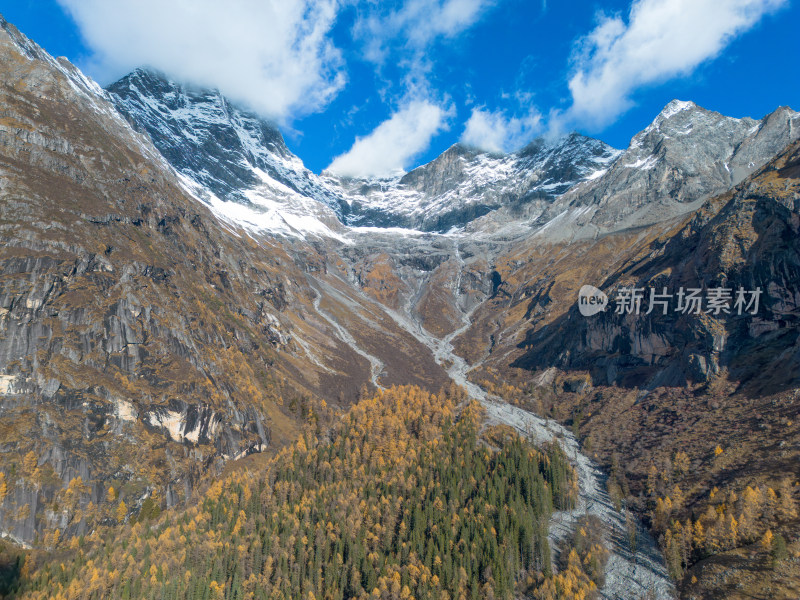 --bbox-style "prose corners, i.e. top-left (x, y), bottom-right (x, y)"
top-left (108, 68), bottom-right (295, 202)
top-left (104, 68), bottom-right (799, 239)
top-left (519, 99), bottom-right (800, 241)
top-left (654, 98), bottom-right (697, 118)
top-left (331, 132), bottom-right (621, 231)
top-left (106, 68), bottom-right (350, 239)
top-left (106, 68), bottom-right (622, 233)
top-left (107, 69), bottom-right (337, 203)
